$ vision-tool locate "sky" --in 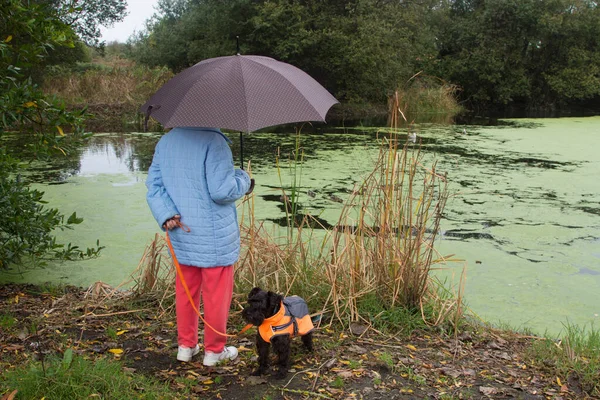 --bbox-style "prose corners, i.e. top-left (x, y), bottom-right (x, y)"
top-left (100, 0), bottom-right (160, 43)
